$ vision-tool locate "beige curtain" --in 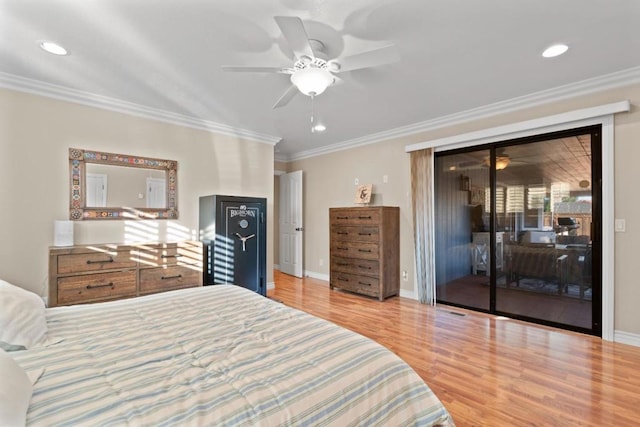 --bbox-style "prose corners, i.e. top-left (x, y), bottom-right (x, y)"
top-left (410, 148), bottom-right (436, 305)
